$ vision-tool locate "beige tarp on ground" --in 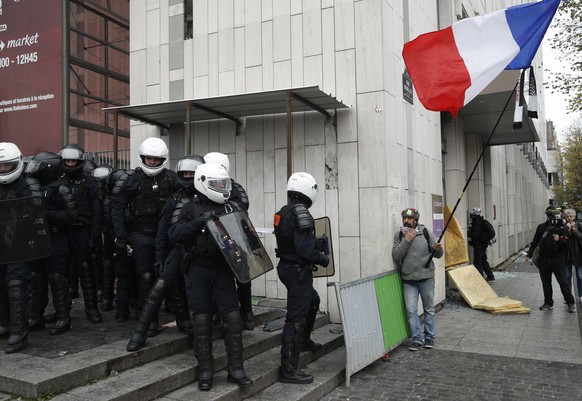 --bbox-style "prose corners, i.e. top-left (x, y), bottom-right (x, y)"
top-left (447, 265), bottom-right (530, 314)
top-left (443, 204), bottom-right (469, 269)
